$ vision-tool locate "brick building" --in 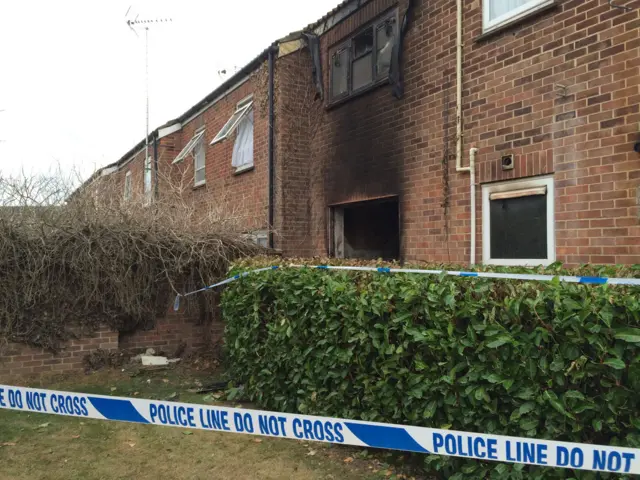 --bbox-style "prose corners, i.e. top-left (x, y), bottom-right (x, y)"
top-left (85, 50), bottom-right (273, 246)
top-left (89, 0), bottom-right (640, 267)
top-left (275, 0), bottom-right (640, 266)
